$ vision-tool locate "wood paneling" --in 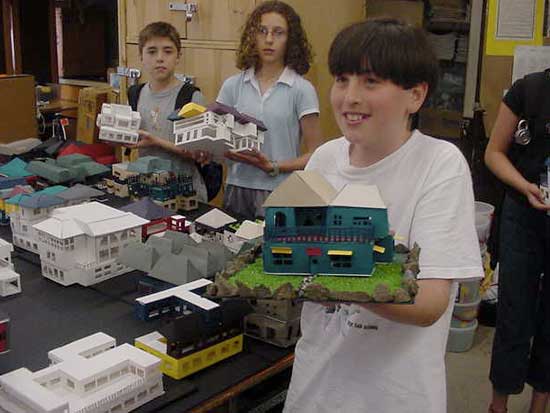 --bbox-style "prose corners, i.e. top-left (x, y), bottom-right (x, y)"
top-left (125, 0), bottom-right (188, 43)
top-left (479, 55), bottom-right (512, 135)
top-left (127, 43), bottom-right (239, 104)
top-left (186, 0), bottom-right (256, 41)
top-left (285, 0), bottom-right (365, 140)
